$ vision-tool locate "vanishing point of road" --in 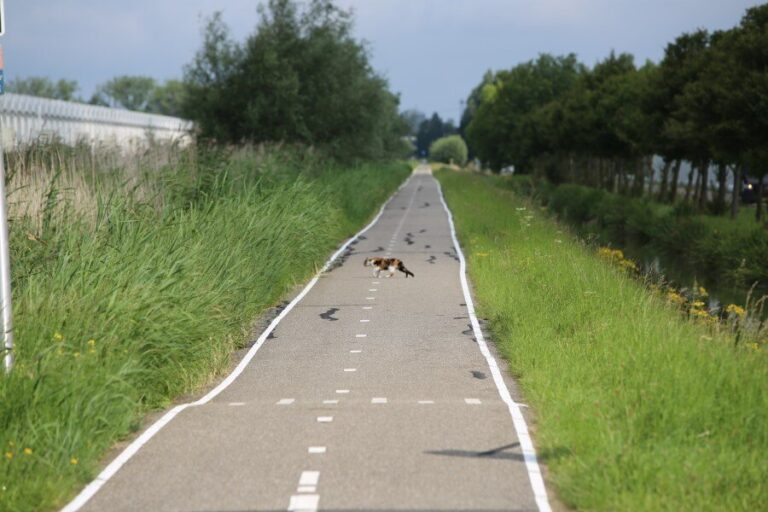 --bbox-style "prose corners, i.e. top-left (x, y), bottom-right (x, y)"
top-left (64, 166), bottom-right (553, 512)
